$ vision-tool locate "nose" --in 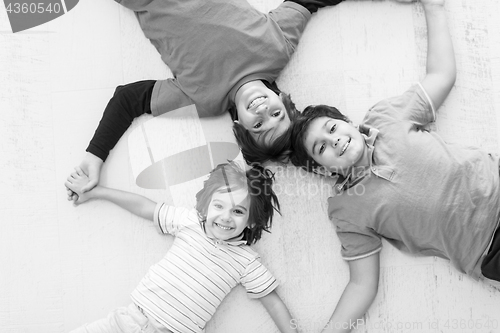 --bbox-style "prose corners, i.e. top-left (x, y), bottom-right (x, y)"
top-left (221, 209), bottom-right (232, 221)
top-left (330, 137), bottom-right (340, 148)
top-left (254, 104), bottom-right (268, 115)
